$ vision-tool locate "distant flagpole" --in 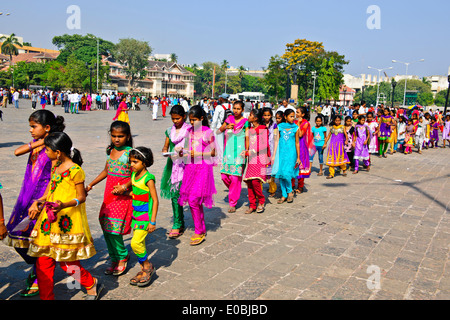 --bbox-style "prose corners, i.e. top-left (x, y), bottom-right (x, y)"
top-left (212, 66), bottom-right (216, 98)
top-left (97, 38), bottom-right (99, 92)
